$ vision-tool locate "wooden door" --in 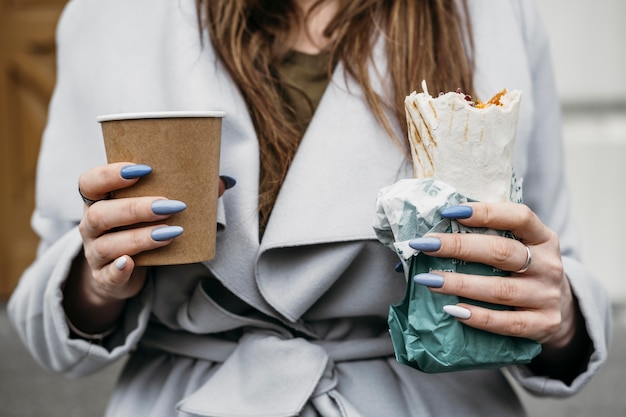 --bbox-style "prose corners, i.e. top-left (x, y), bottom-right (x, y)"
top-left (0, 0), bottom-right (67, 299)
